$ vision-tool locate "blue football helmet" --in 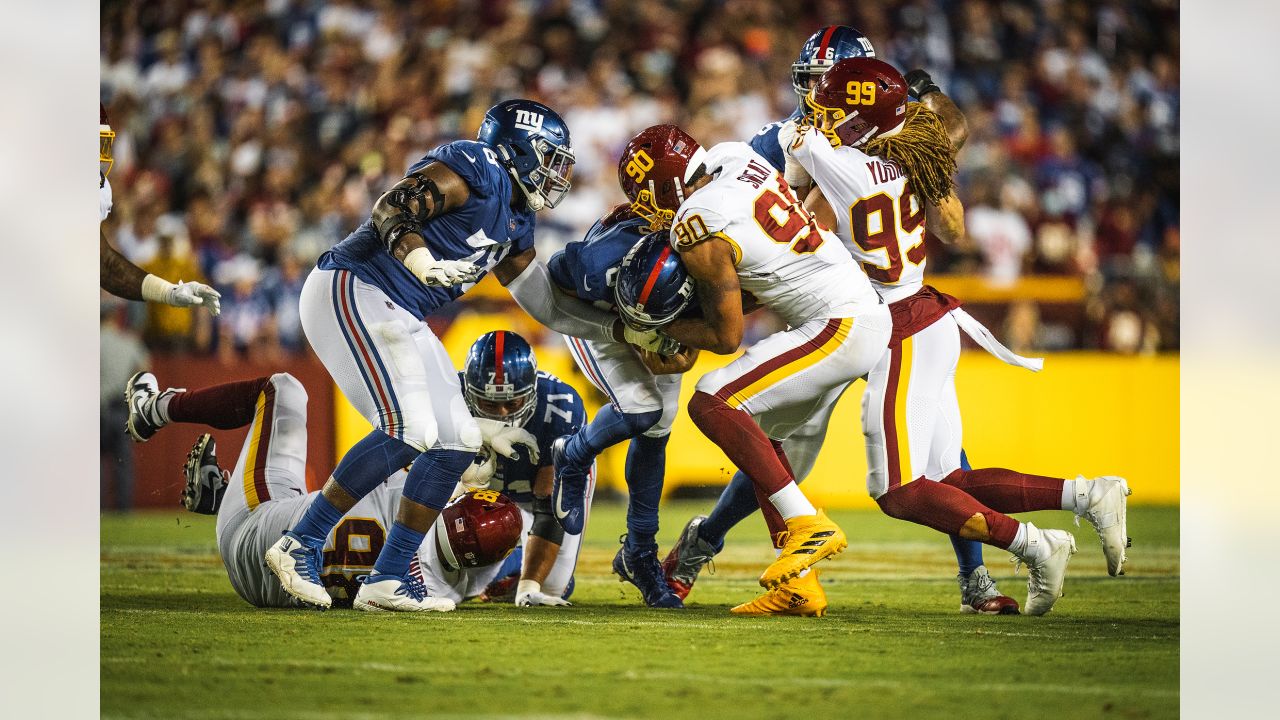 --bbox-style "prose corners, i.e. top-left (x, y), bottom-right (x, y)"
top-left (464, 331), bottom-right (539, 427)
top-left (613, 231), bottom-right (695, 331)
top-left (477, 99), bottom-right (575, 212)
top-left (791, 25), bottom-right (876, 97)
